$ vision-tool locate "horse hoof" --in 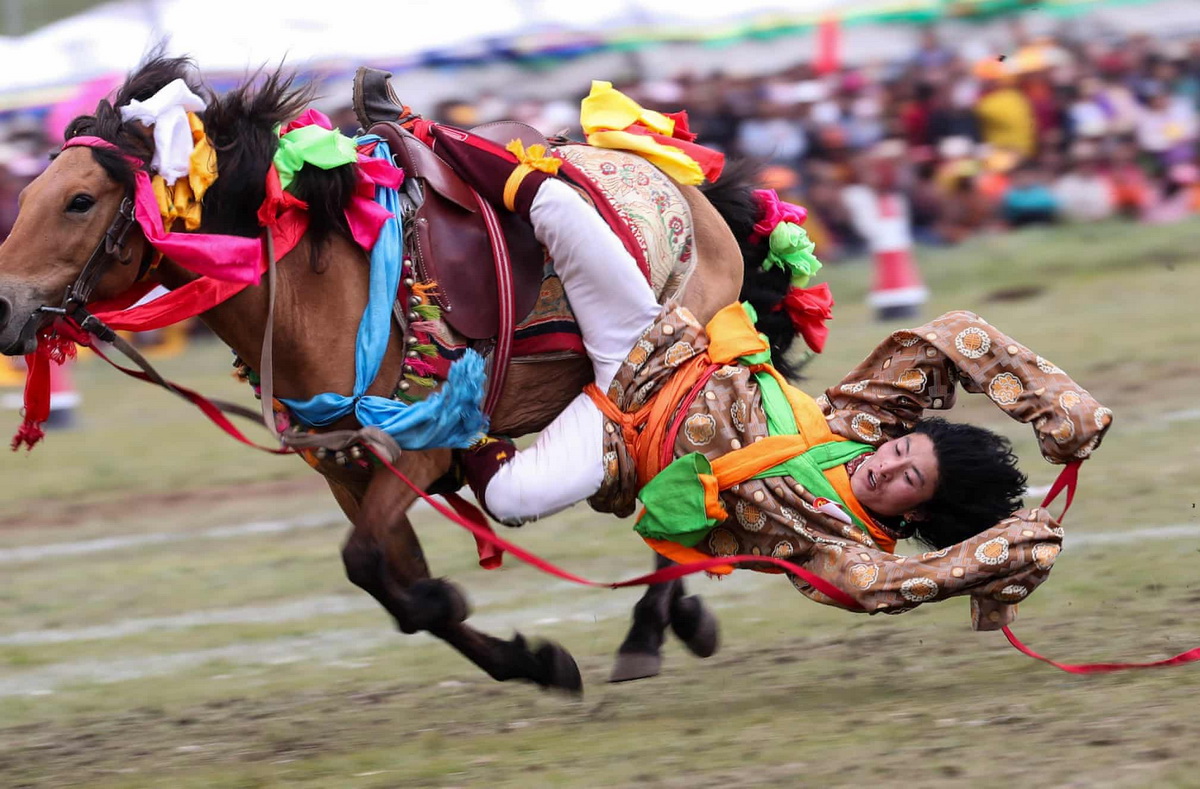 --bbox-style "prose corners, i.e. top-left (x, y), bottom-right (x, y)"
top-left (609, 651), bottom-right (662, 683)
top-left (534, 641), bottom-right (583, 695)
top-left (670, 595), bottom-right (719, 659)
